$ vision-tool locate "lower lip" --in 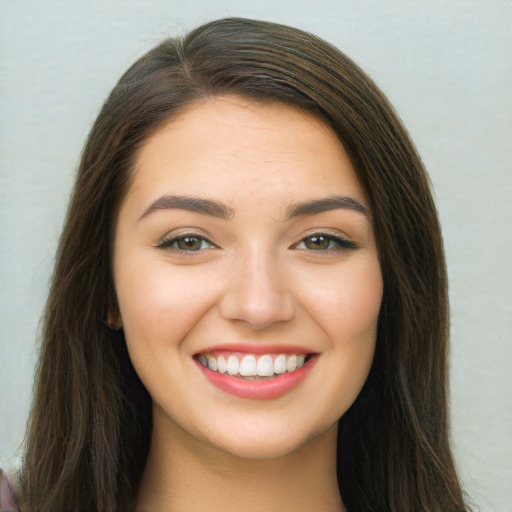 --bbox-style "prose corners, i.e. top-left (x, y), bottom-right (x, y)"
top-left (195, 357), bottom-right (316, 399)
